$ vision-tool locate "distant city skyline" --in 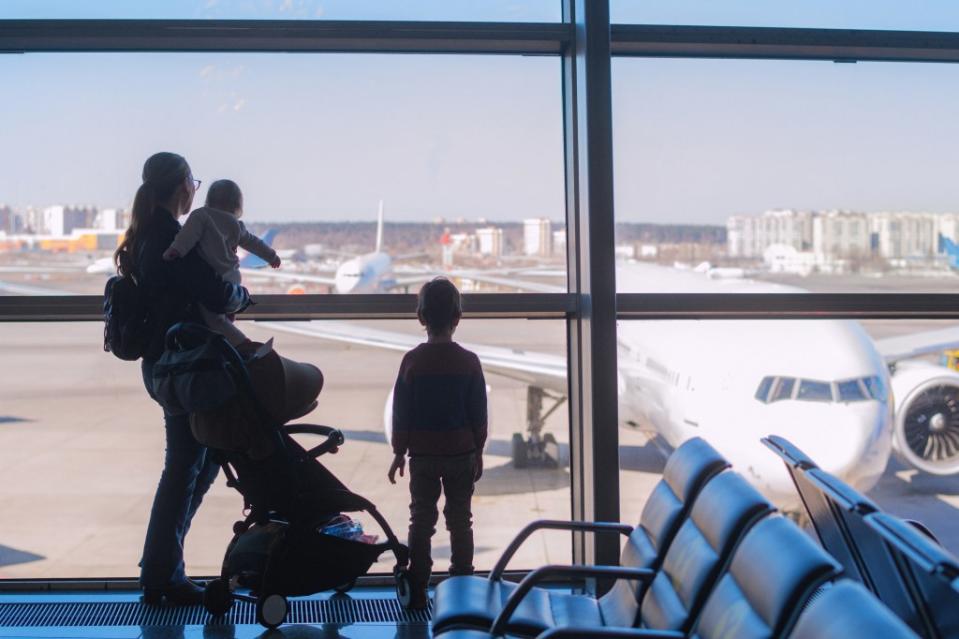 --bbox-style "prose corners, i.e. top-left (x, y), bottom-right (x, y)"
top-left (4, 2), bottom-right (959, 224)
